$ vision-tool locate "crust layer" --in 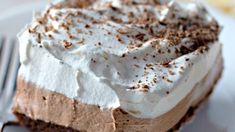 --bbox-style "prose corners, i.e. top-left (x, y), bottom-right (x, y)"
top-left (12, 54), bottom-right (223, 132)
